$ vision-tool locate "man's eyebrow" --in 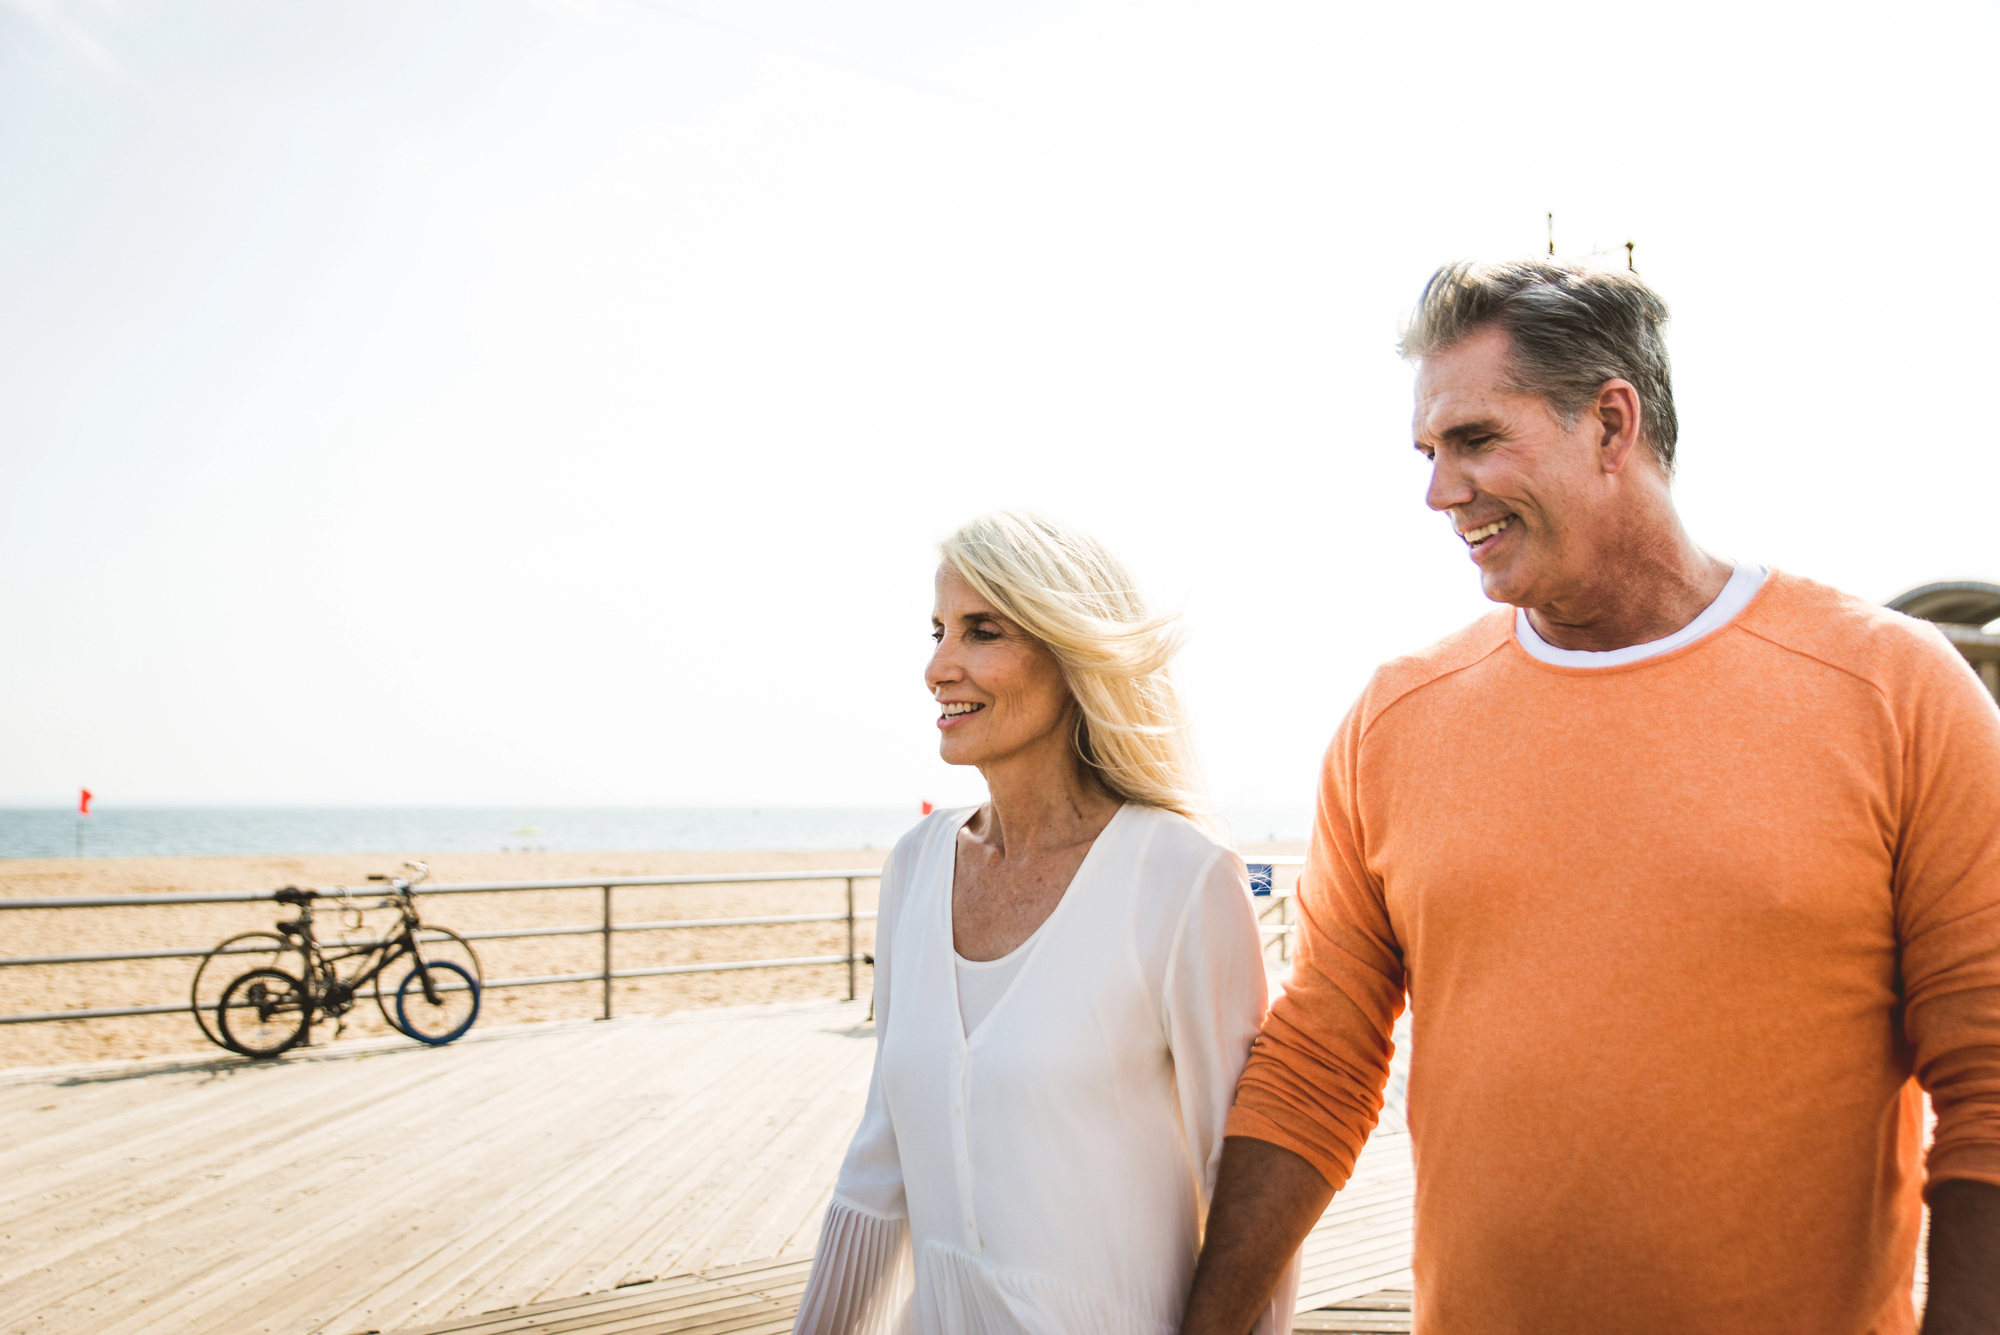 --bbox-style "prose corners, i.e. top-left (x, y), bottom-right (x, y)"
top-left (1422, 416), bottom-right (1507, 447)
